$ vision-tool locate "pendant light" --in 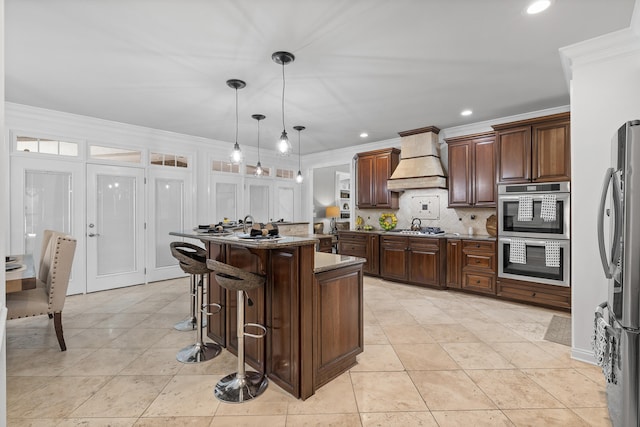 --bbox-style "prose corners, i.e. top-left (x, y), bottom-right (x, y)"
top-left (227, 79), bottom-right (246, 164)
top-left (252, 114), bottom-right (266, 176)
top-left (272, 51), bottom-right (295, 156)
top-left (293, 125), bottom-right (305, 183)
